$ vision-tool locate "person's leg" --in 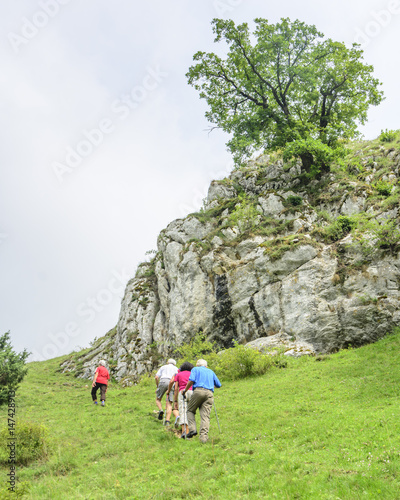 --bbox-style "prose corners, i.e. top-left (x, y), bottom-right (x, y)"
top-left (186, 390), bottom-right (204, 435)
top-left (165, 386), bottom-right (178, 424)
top-left (156, 380), bottom-right (168, 418)
top-left (170, 389), bottom-right (178, 424)
top-left (165, 394), bottom-right (173, 424)
top-left (91, 384), bottom-right (98, 402)
top-left (173, 402), bottom-right (179, 427)
top-left (184, 390), bottom-right (193, 434)
top-left (178, 392), bottom-right (186, 433)
top-left (178, 392), bottom-right (186, 423)
top-left (198, 391), bottom-right (213, 443)
top-left (165, 398), bottom-right (172, 423)
top-left (100, 384), bottom-right (107, 402)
